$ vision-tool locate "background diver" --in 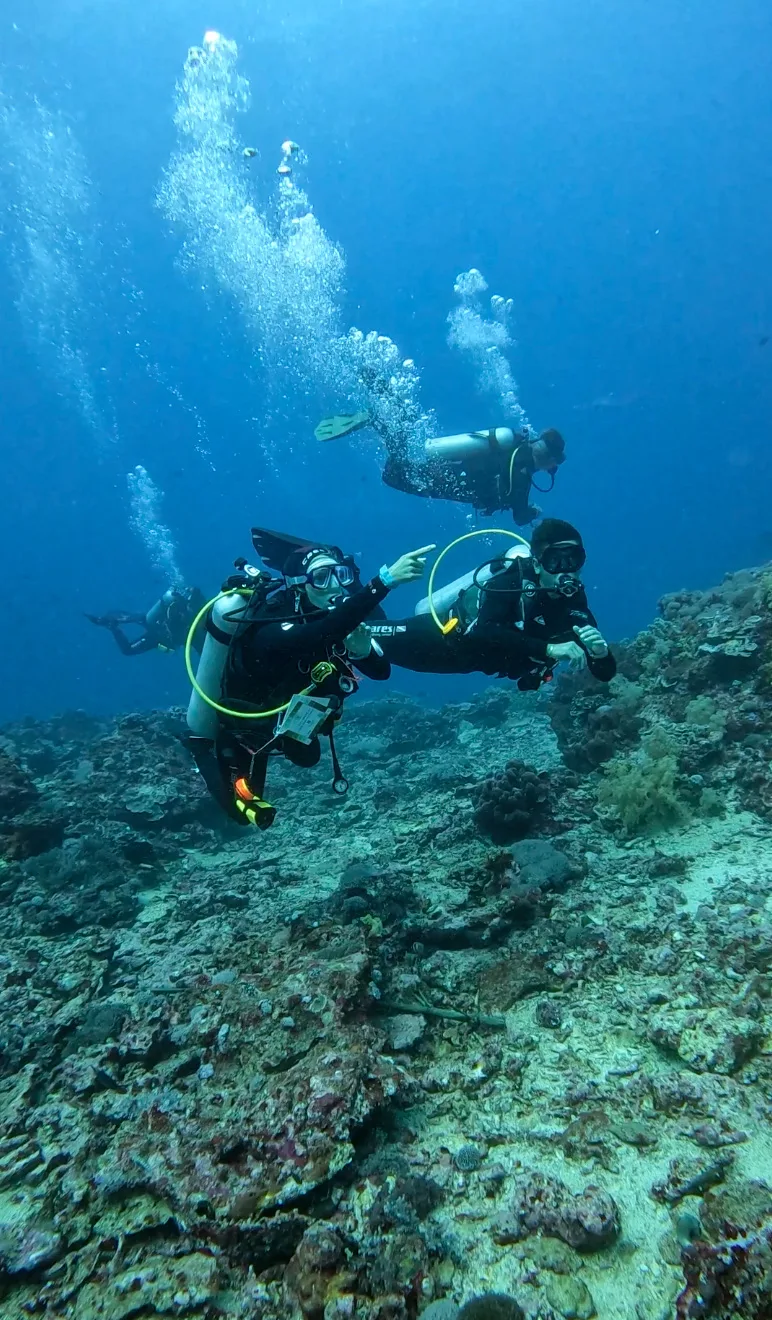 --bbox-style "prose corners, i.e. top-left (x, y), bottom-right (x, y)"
top-left (316, 395), bottom-right (565, 526)
top-left (368, 518), bottom-right (616, 690)
top-left (86, 585), bottom-right (207, 657)
top-left (185, 527), bottom-right (434, 828)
